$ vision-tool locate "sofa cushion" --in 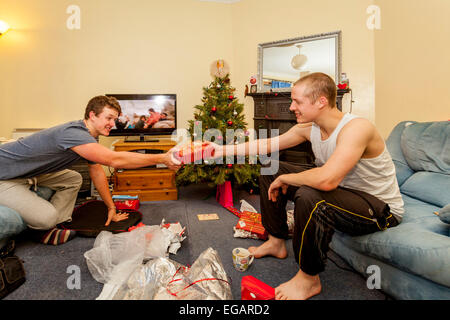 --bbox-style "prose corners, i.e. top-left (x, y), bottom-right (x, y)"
top-left (334, 195), bottom-right (450, 287)
top-left (400, 172), bottom-right (450, 208)
top-left (437, 204), bottom-right (450, 224)
top-left (401, 121), bottom-right (450, 174)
